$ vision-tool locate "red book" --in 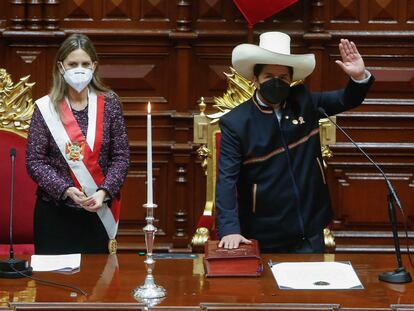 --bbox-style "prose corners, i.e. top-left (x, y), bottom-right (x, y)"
top-left (203, 240), bottom-right (263, 277)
